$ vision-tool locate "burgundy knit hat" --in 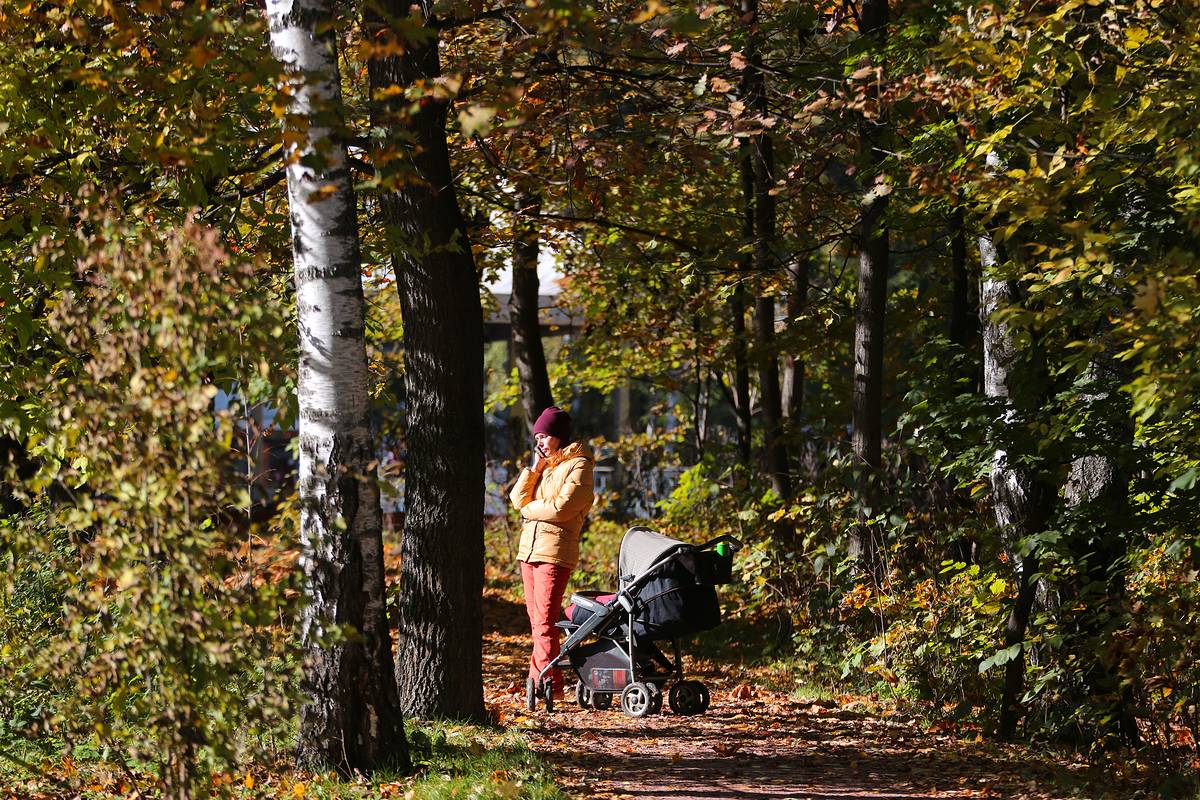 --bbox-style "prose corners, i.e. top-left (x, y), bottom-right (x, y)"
top-left (532, 406), bottom-right (572, 442)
